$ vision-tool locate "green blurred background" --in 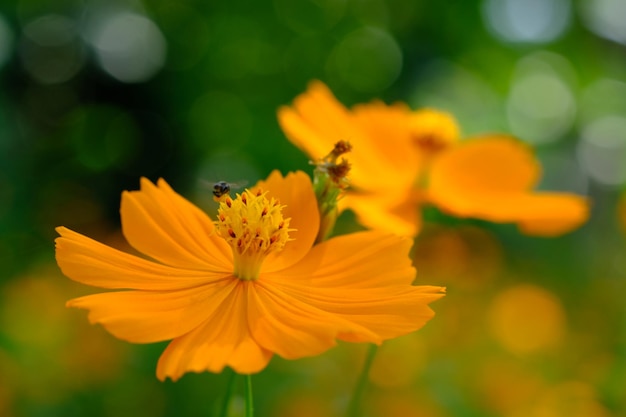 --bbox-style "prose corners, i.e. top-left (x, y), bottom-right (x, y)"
top-left (1, 0), bottom-right (625, 416)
